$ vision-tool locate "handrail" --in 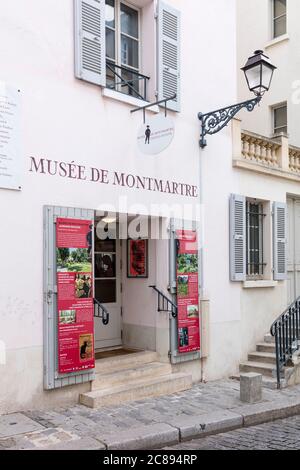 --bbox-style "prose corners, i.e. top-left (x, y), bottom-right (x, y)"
top-left (149, 285), bottom-right (177, 318)
top-left (270, 296), bottom-right (300, 389)
top-left (94, 298), bottom-right (109, 326)
top-left (106, 60), bottom-right (150, 101)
